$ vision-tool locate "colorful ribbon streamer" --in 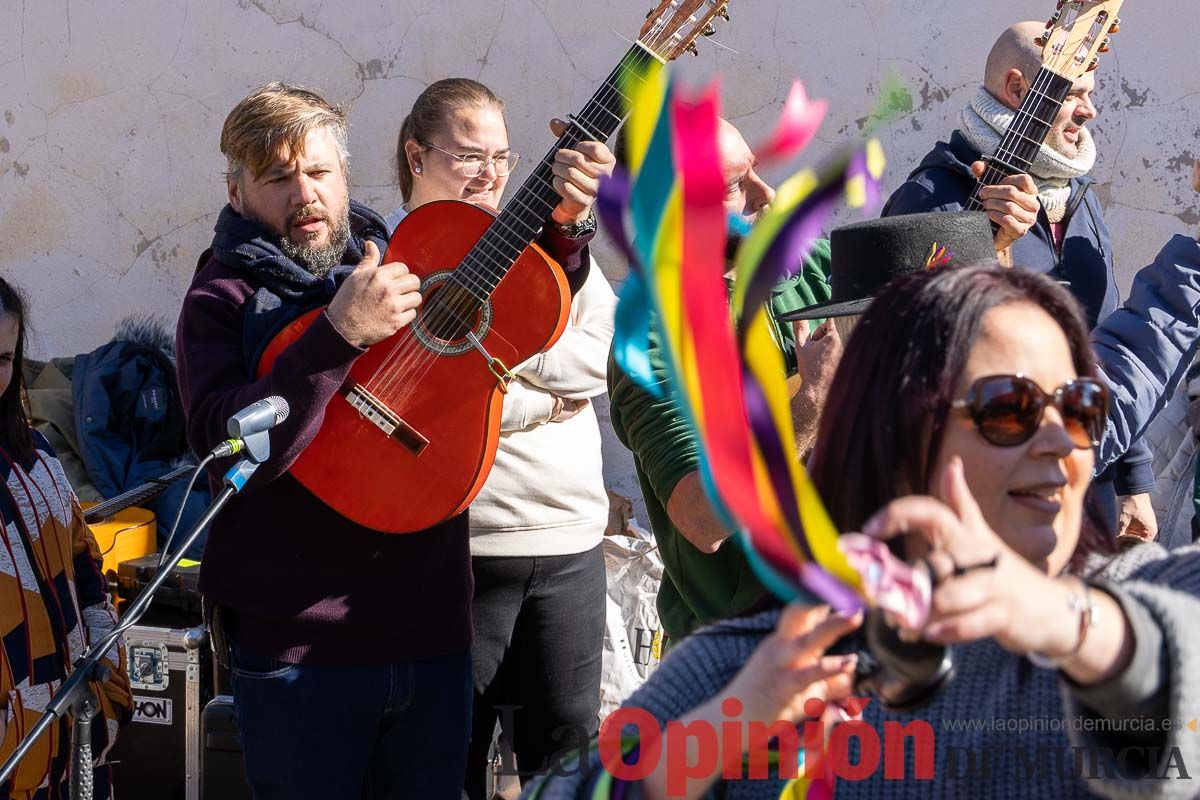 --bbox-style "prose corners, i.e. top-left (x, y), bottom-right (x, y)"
top-left (606, 57), bottom-right (889, 614)
top-left (598, 64), bottom-right (933, 798)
